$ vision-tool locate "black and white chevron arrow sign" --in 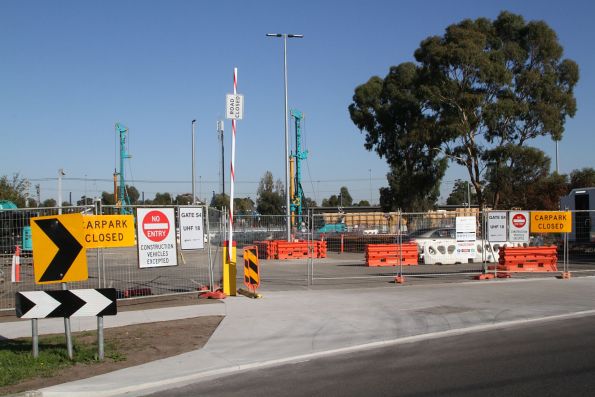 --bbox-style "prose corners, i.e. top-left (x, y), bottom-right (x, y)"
top-left (15, 288), bottom-right (117, 319)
